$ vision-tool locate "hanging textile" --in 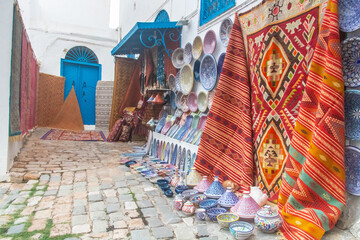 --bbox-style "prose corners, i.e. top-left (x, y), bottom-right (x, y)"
top-left (164, 33), bottom-right (179, 79)
top-left (36, 73), bottom-right (65, 127)
top-left (9, 5), bottom-right (23, 136)
top-left (194, 15), bottom-right (254, 188)
top-left (109, 57), bottom-right (137, 130)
